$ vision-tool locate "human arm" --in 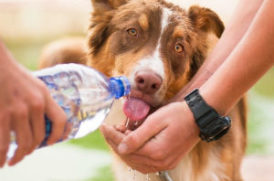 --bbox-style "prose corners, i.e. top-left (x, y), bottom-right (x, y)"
top-left (201, 0), bottom-right (274, 115)
top-left (0, 41), bottom-right (67, 167)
